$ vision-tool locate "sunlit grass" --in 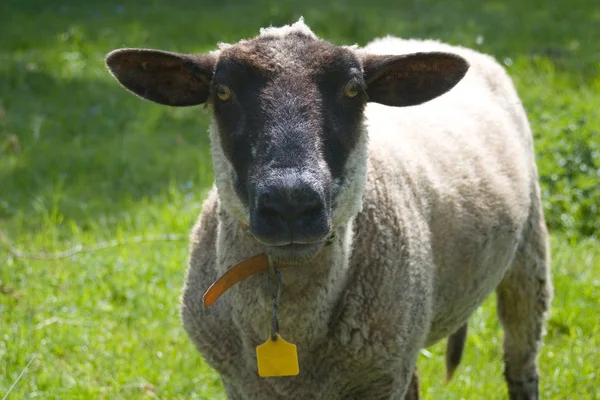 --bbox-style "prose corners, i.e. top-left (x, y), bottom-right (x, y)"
top-left (1, 0), bottom-right (599, 398)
